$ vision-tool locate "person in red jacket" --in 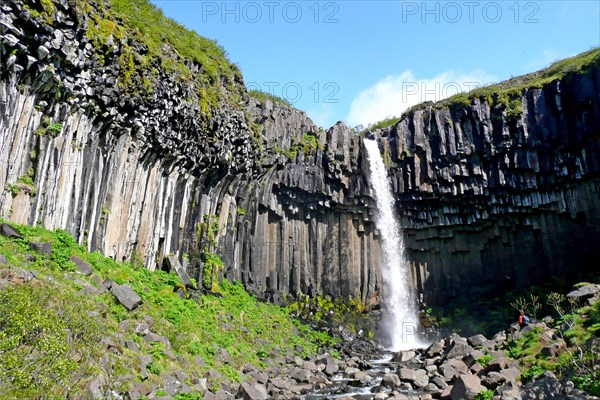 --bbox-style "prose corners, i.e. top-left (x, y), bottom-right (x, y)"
top-left (518, 310), bottom-right (530, 328)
